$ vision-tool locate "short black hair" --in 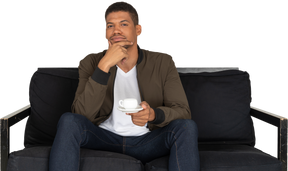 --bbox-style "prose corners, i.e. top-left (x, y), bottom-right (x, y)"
top-left (105, 2), bottom-right (139, 25)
